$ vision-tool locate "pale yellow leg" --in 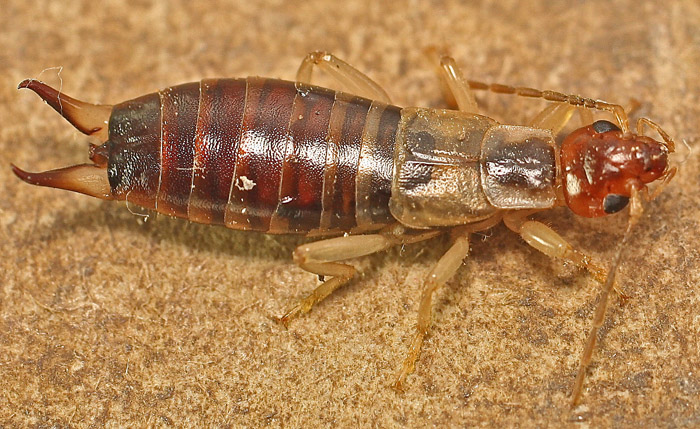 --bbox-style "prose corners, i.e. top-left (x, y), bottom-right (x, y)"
top-left (503, 211), bottom-right (635, 406)
top-left (280, 229), bottom-right (441, 325)
top-left (393, 230), bottom-right (471, 391)
top-left (391, 215), bottom-right (502, 390)
top-left (577, 107), bottom-right (594, 127)
top-left (424, 48), bottom-right (479, 113)
top-left (296, 51), bottom-right (392, 103)
top-left (503, 213), bottom-right (622, 289)
top-left (529, 103), bottom-right (577, 134)
top-left (436, 56), bottom-right (479, 113)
